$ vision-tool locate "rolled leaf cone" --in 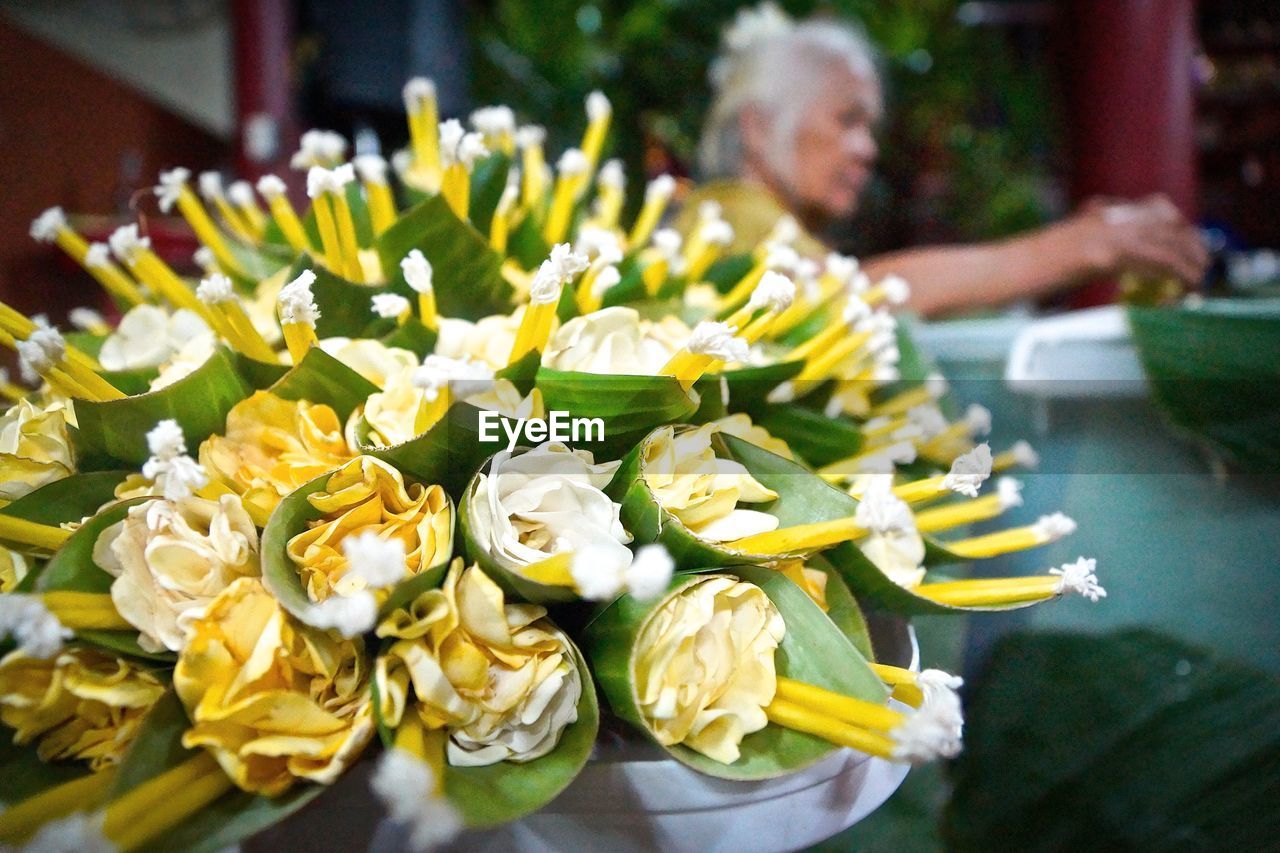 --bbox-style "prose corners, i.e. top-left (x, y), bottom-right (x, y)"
top-left (581, 565), bottom-right (887, 781)
top-left (456, 451), bottom-right (581, 605)
top-left (258, 461), bottom-right (454, 625)
top-left (70, 347), bottom-right (252, 470)
top-left (611, 428), bottom-right (1045, 617)
top-left (279, 256), bottom-right (390, 340)
top-left (369, 624), bottom-right (601, 829)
